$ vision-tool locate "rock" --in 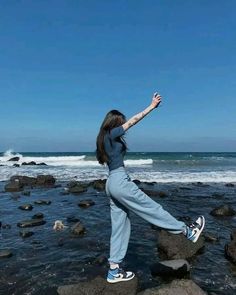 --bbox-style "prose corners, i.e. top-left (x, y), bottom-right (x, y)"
top-left (225, 183), bottom-right (235, 187)
top-left (18, 204), bottom-right (33, 211)
top-left (179, 187), bottom-right (192, 190)
top-left (22, 191), bottom-right (31, 196)
top-left (37, 162), bottom-right (47, 166)
top-left (144, 181), bottom-right (156, 185)
top-left (57, 275), bottom-right (138, 295)
top-left (210, 204), bottom-right (236, 217)
top-left (92, 254), bottom-right (107, 266)
top-left (92, 179), bottom-right (106, 191)
top-left (137, 279), bottom-right (206, 295)
top-left (157, 230), bottom-right (205, 259)
top-left (203, 233), bottom-right (219, 243)
top-left (22, 161), bottom-right (37, 165)
top-left (17, 218), bottom-right (46, 228)
top-left (4, 180), bottom-right (24, 192)
top-left (150, 259), bottom-right (190, 278)
top-left (32, 213), bottom-right (44, 219)
top-left (141, 189), bottom-right (168, 198)
top-left (133, 179), bottom-right (141, 185)
top-left (8, 156), bottom-right (20, 161)
top-left (78, 199), bottom-right (95, 208)
top-left (34, 200), bottom-right (51, 205)
top-left (36, 175), bottom-right (56, 186)
top-left (67, 181), bottom-right (88, 194)
top-left (225, 230), bottom-right (236, 264)
top-left (13, 163), bottom-right (20, 167)
top-left (20, 231), bottom-right (34, 238)
top-left (10, 175), bottom-right (37, 186)
top-left (71, 222), bottom-right (86, 236)
top-left (66, 216), bottom-right (80, 223)
top-left (192, 182), bottom-right (209, 187)
top-left (0, 250), bottom-right (13, 259)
